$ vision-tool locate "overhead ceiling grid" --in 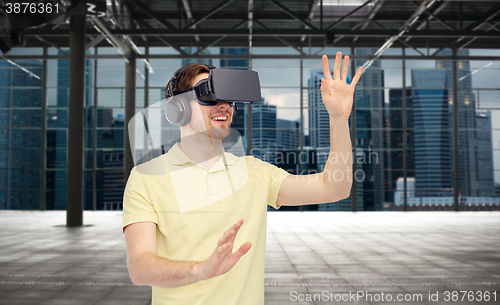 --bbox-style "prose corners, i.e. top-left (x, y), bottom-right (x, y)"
top-left (0, 0), bottom-right (498, 59)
